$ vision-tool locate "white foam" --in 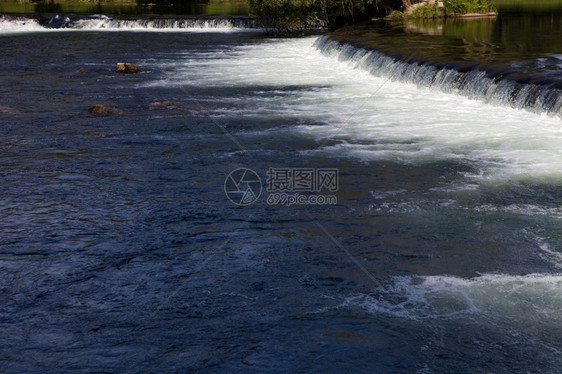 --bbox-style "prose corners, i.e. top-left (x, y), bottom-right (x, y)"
top-left (68, 17), bottom-right (246, 32)
top-left (0, 15), bottom-right (257, 34)
top-left (0, 16), bottom-right (45, 34)
top-left (474, 204), bottom-right (562, 220)
top-left (341, 274), bottom-right (562, 328)
top-left (154, 36), bottom-right (562, 183)
top-left (532, 234), bottom-right (562, 269)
